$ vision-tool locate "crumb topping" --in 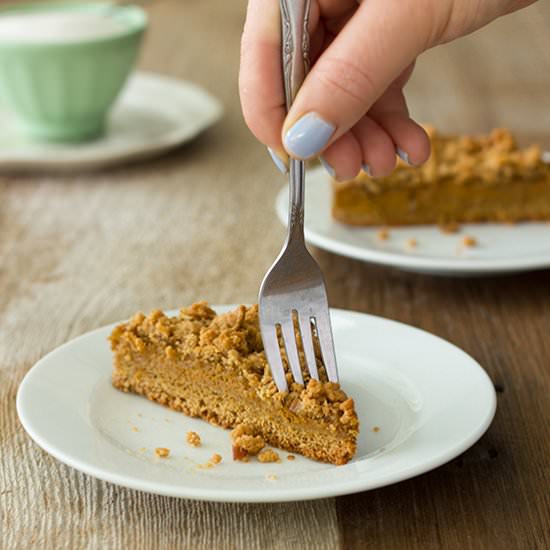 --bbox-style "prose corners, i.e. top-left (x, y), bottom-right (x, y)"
top-left (341, 127), bottom-right (549, 191)
top-left (109, 303), bottom-right (358, 432)
top-left (186, 431), bottom-right (201, 447)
